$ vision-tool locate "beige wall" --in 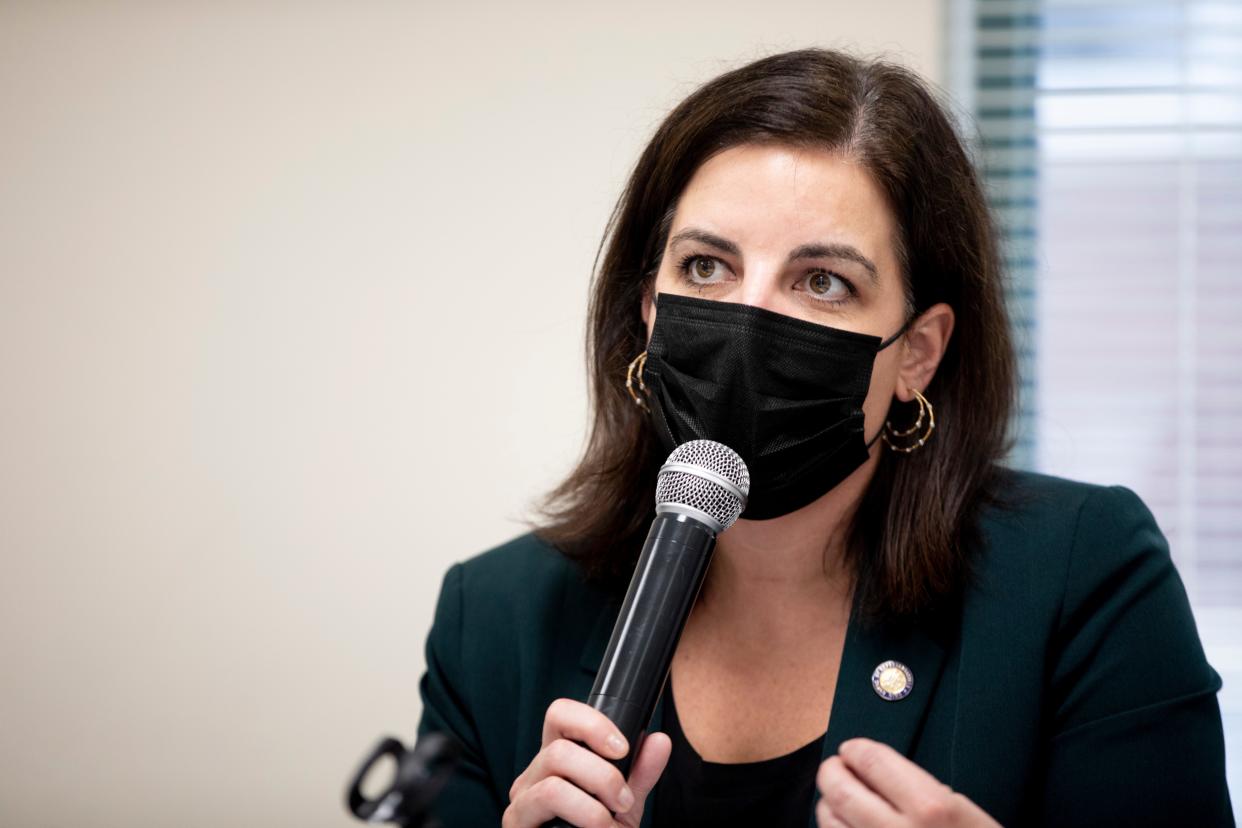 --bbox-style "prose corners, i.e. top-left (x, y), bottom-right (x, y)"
top-left (0, 3), bottom-right (944, 825)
